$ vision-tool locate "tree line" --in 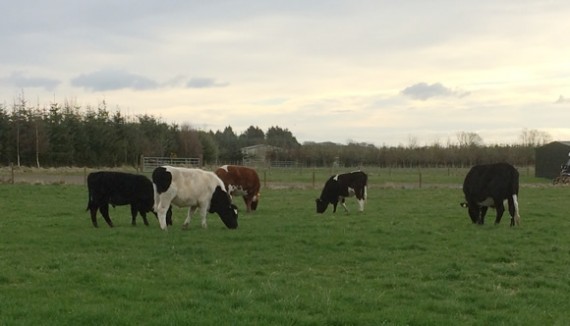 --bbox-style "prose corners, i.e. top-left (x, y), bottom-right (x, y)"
top-left (0, 97), bottom-right (552, 168)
